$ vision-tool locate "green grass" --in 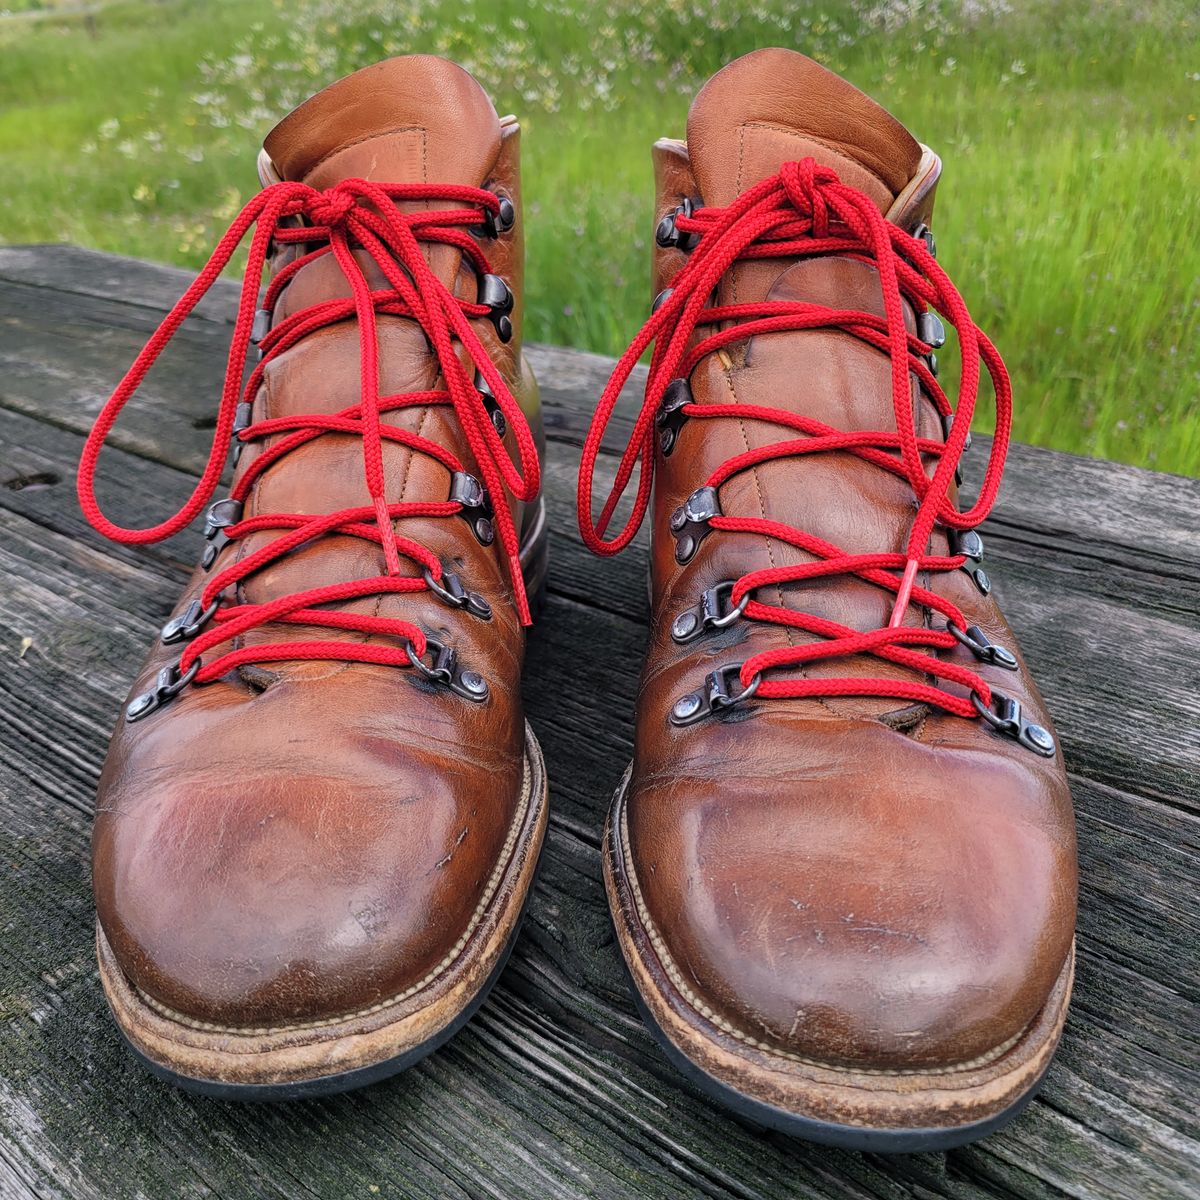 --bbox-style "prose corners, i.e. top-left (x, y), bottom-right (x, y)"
top-left (1, 0), bottom-right (1197, 473)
